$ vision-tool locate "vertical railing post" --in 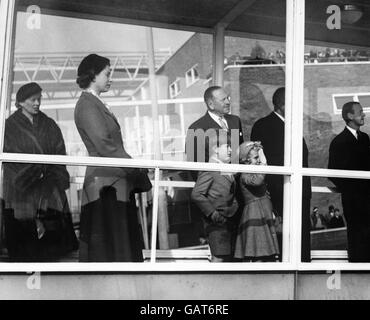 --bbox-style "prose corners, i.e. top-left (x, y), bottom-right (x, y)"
top-left (0, 0), bottom-right (16, 250)
top-left (284, 0), bottom-right (305, 264)
top-left (146, 27), bottom-right (169, 251)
